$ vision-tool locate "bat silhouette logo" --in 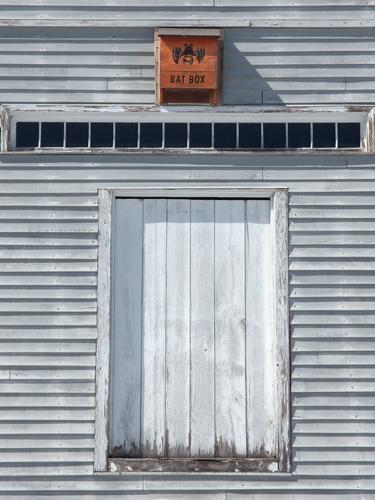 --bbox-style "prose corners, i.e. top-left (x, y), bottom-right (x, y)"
top-left (172, 44), bottom-right (206, 65)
